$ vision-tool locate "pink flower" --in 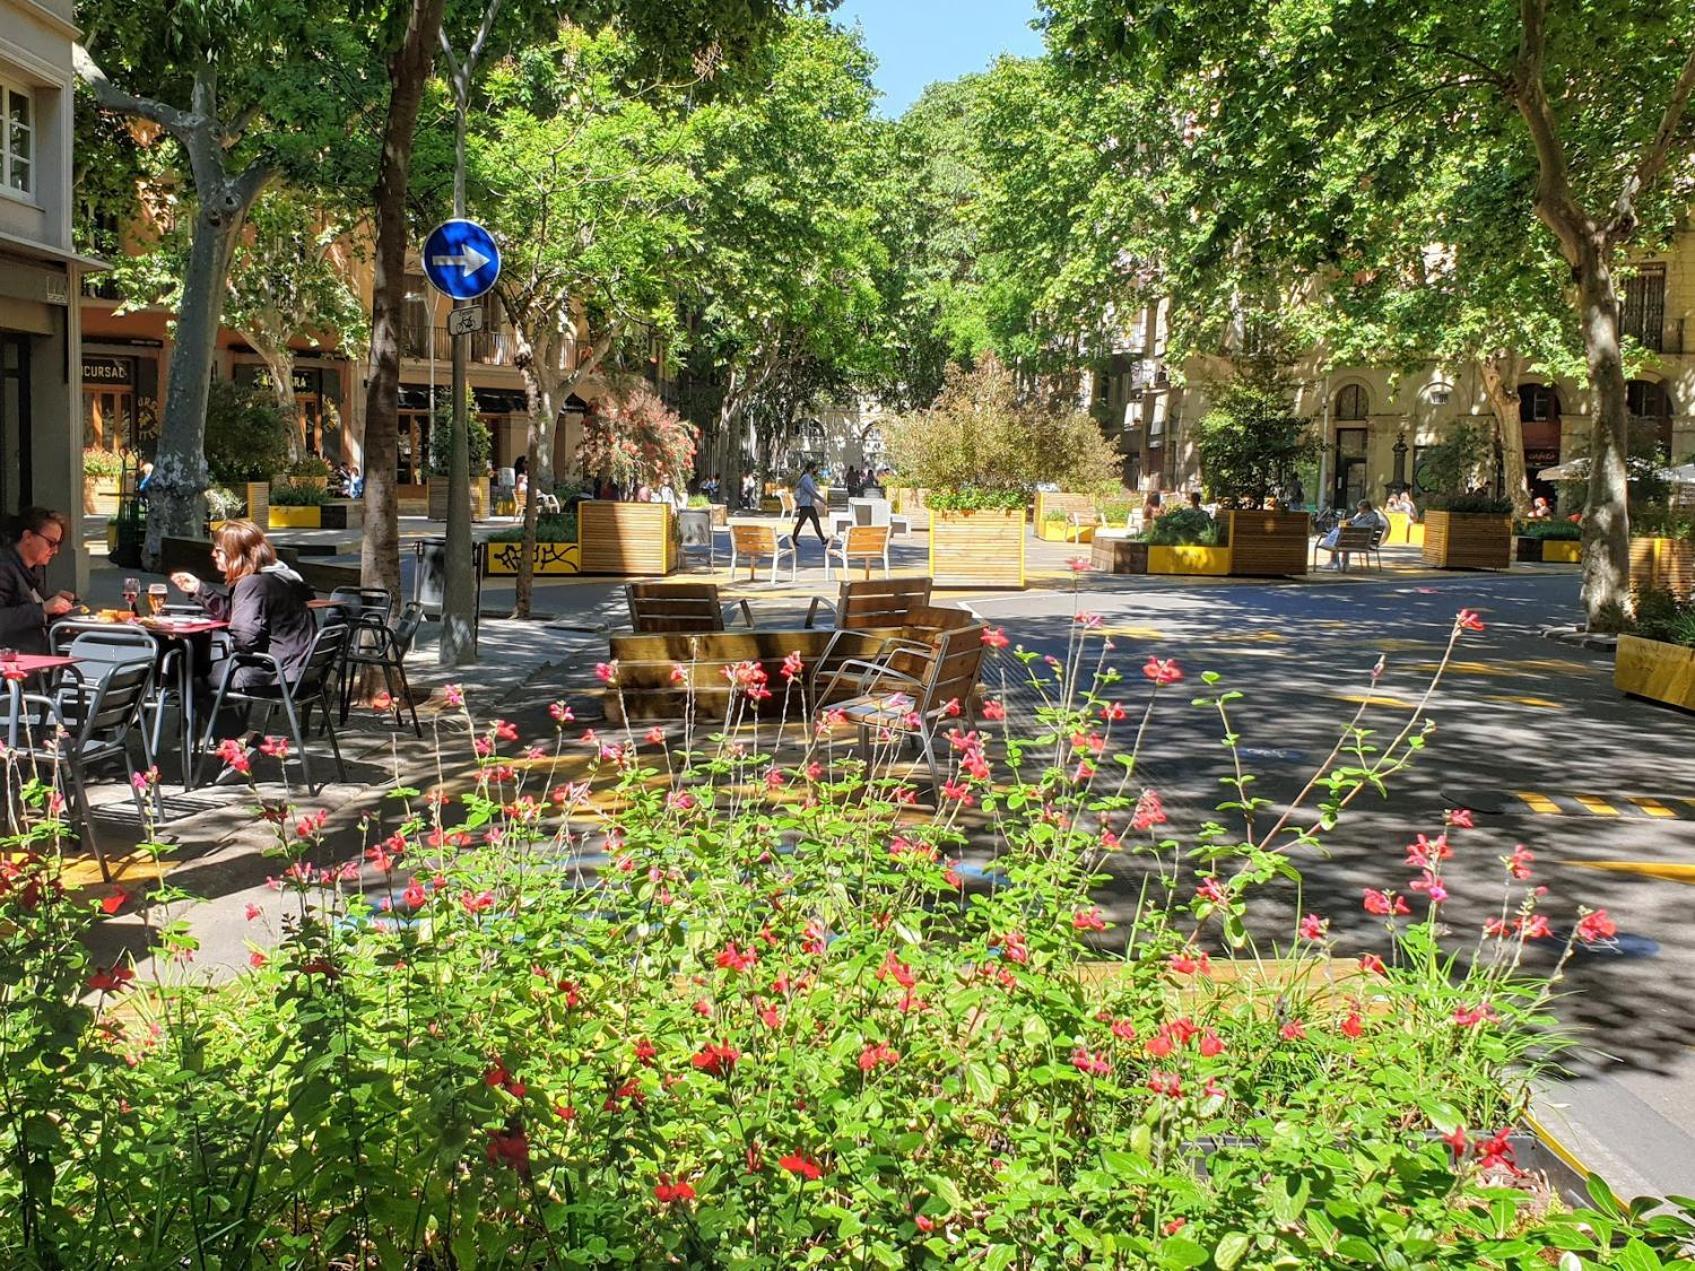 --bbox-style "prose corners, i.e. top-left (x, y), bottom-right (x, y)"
top-left (781, 651), bottom-right (805, 681)
top-left (668, 663), bottom-right (688, 685)
top-left (1070, 1046), bottom-right (1111, 1076)
top-left (1456, 609), bottom-right (1486, 632)
top-left (1198, 1029), bottom-right (1225, 1058)
top-left (1168, 950), bottom-right (1210, 976)
top-left (1142, 656), bottom-right (1183, 686)
top-left (1362, 888), bottom-right (1409, 917)
top-left (594, 661), bottom-right (618, 684)
top-left (667, 790), bottom-right (696, 812)
top-left (1453, 1003), bottom-right (1499, 1028)
top-left (1279, 1019), bottom-right (1307, 1041)
top-left (982, 698), bottom-right (1006, 721)
top-left (1099, 701), bottom-right (1127, 722)
top-left (1072, 907), bottom-right (1107, 932)
top-left (460, 890), bottom-right (495, 915)
top-left (444, 683), bottom-right (465, 707)
top-left (858, 1041), bottom-right (900, 1072)
top-left (1447, 808), bottom-right (1475, 829)
top-left (244, 903), bottom-right (262, 921)
top-left (980, 627), bottom-right (1009, 650)
top-left (1358, 953), bottom-right (1387, 976)
top-left (999, 932), bottom-right (1029, 965)
top-left (1196, 877), bottom-right (1227, 905)
top-left (1505, 845), bottom-right (1535, 879)
top-left (1146, 1070), bottom-right (1181, 1097)
top-left (1073, 610), bottom-right (1102, 627)
top-left (940, 780), bottom-right (973, 804)
top-left (371, 691), bottom-right (393, 711)
top-left (548, 700), bottom-right (574, 723)
top-left (716, 942), bottom-right (758, 973)
top-left (1576, 909), bottom-right (1617, 943)
top-left (214, 738), bottom-right (251, 775)
top-left (1298, 913), bottom-right (1328, 941)
top-left (1131, 789), bottom-right (1166, 831)
top-left (1067, 556), bottom-right (1090, 573)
